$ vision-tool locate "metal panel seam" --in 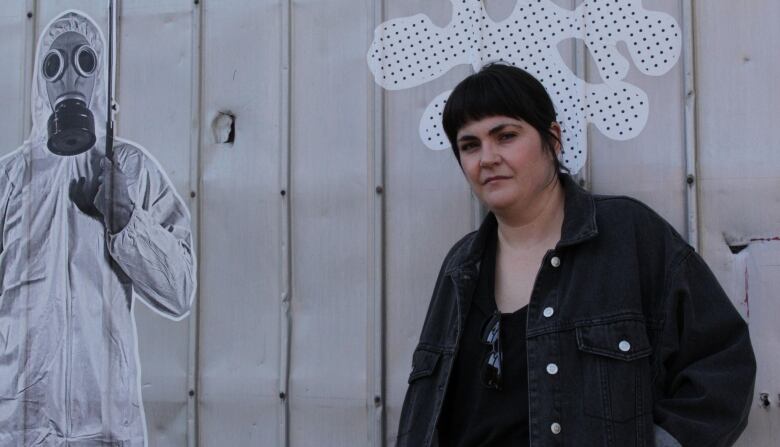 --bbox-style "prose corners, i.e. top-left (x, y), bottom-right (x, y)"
top-left (370, 2), bottom-right (386, 446)
top-left (113, 0), bottom-right (121, 136)
top-left (682, 0), bottom-right (699, 251)
top-left (188, 0), bottom-right (203, 445)
top-left (279, 0), bottom-right (293, 446)
top-left (573, 0), bottom-right (591, 190)
top-left (21, 0), bottom-right (37, 142)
